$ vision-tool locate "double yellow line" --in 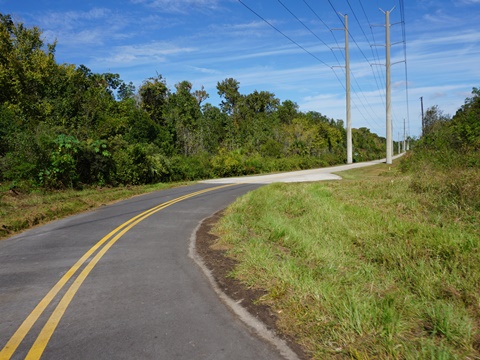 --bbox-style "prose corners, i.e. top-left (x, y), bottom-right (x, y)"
top-left (0, 184), bottom-right (237, 360)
